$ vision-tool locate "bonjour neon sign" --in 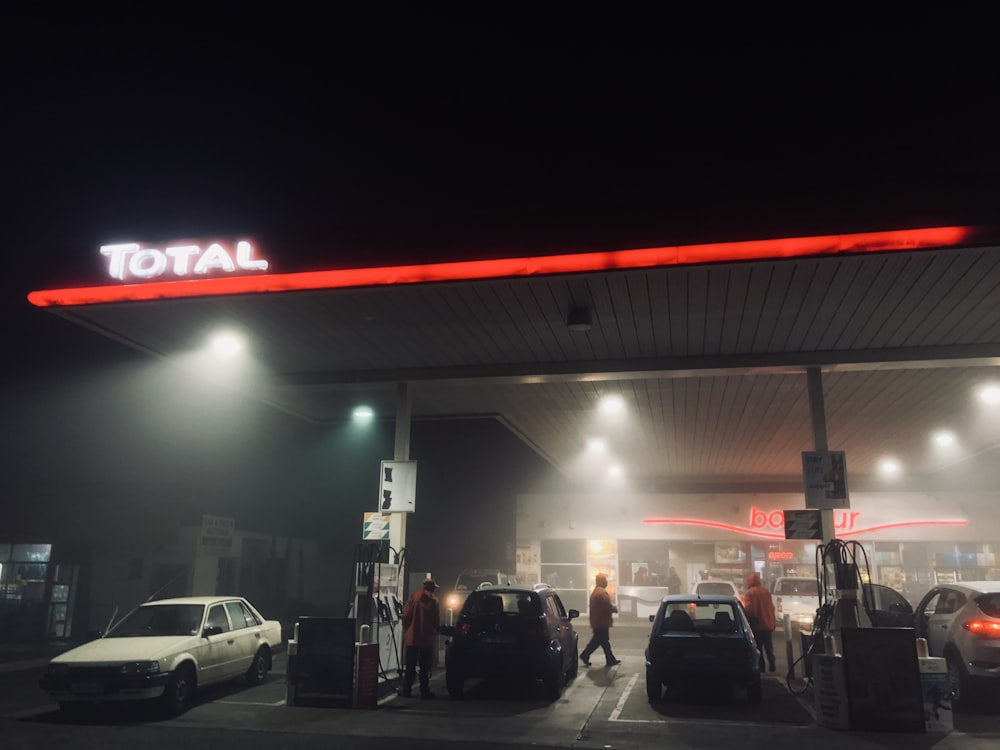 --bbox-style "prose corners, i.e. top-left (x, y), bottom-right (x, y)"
top-left (643, 505), bottom-right (968, 539)
top-left (101, 240), bottom-right (269, 281)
